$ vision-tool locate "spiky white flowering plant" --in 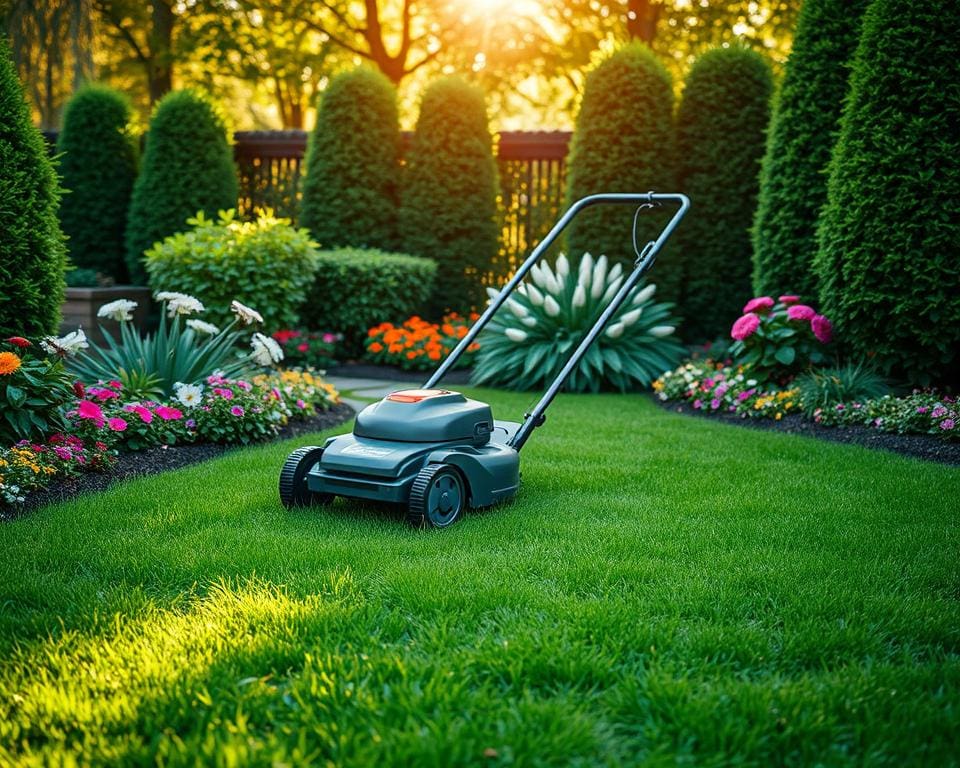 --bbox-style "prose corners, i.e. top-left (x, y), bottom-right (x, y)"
top-left (471, 252), bottom-right (684, 392)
